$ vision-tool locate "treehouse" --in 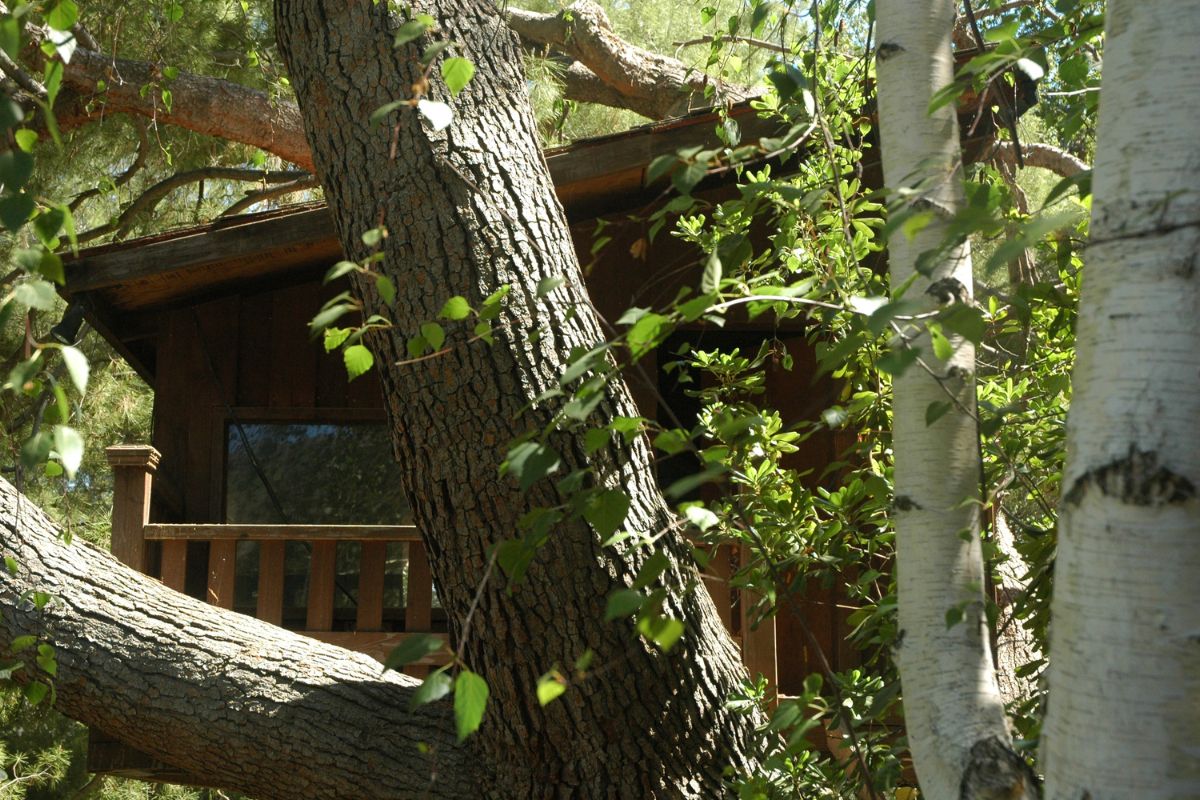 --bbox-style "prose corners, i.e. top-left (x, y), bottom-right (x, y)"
top-left (60, 86), bottom-right (1023, 782)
